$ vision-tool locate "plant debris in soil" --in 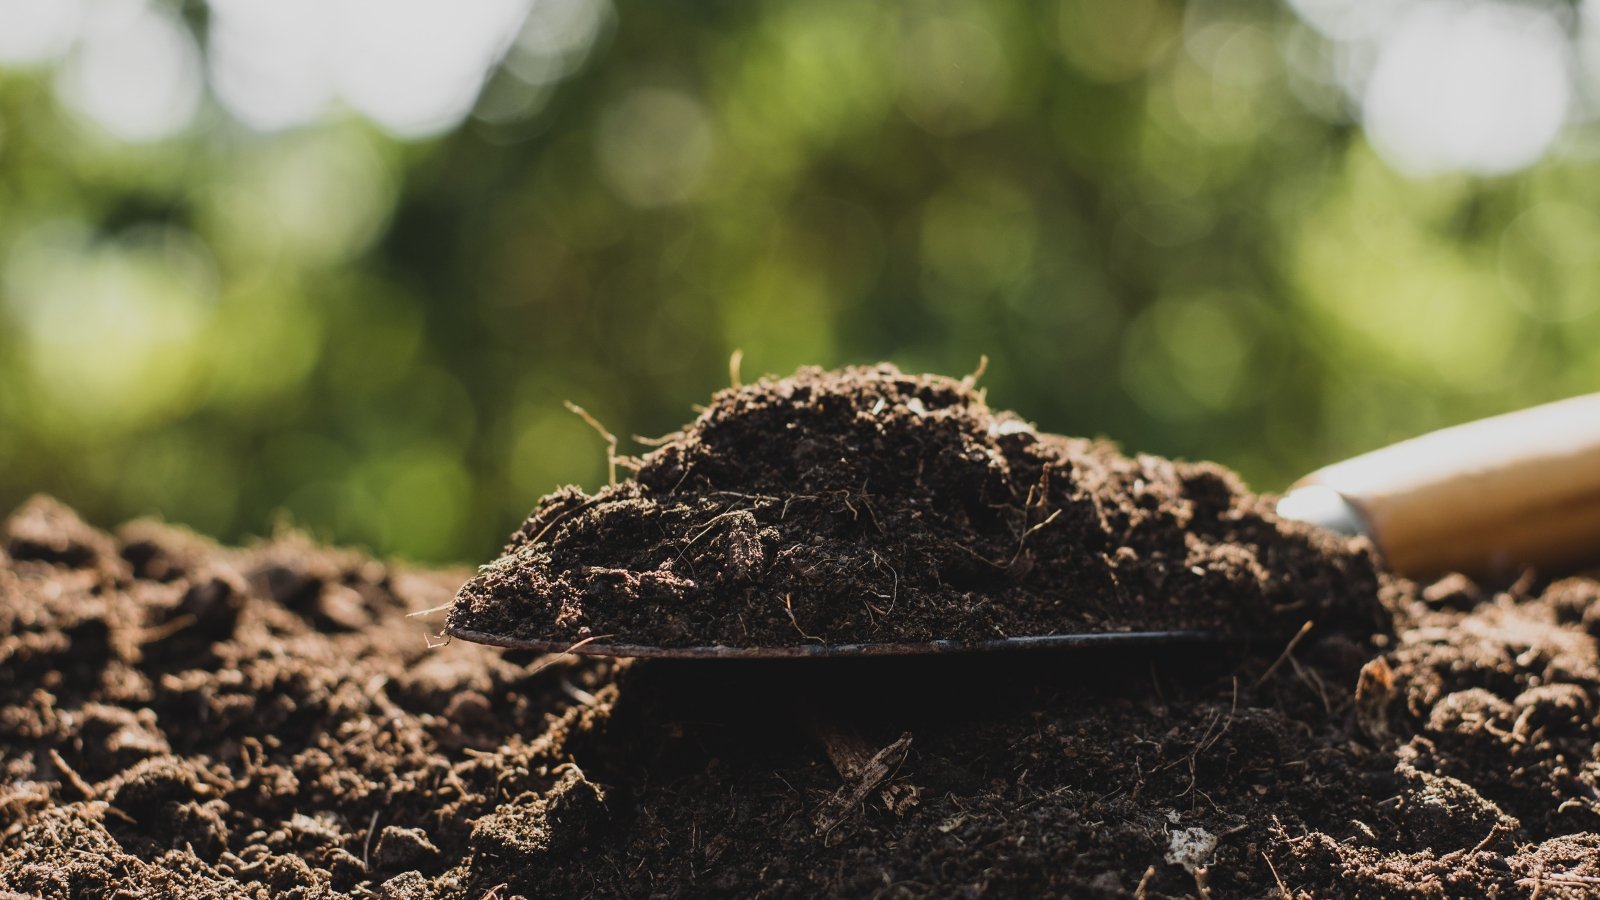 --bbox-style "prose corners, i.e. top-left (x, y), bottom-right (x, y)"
top-left (5, 496), bottom-right (1600, 897)
top-left (449, 365), bottom-right (1384, 650)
